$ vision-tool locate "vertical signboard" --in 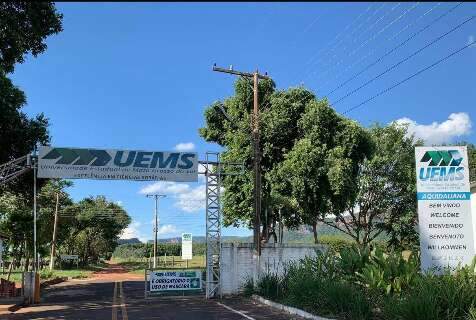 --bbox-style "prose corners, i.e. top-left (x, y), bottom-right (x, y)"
top-left (415, 146), bottom-right (474, 272)
top-left (182, 233), bottom-right (192, 260)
